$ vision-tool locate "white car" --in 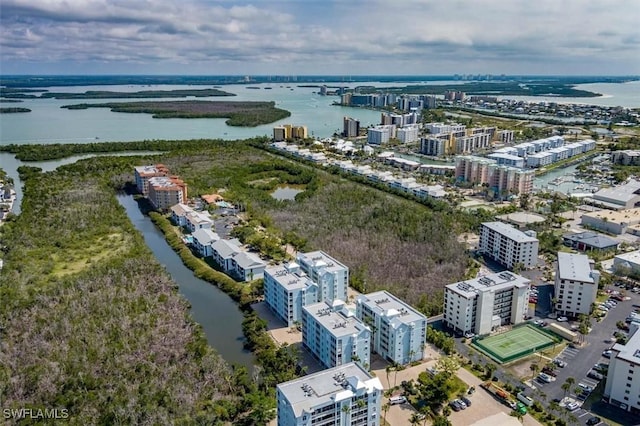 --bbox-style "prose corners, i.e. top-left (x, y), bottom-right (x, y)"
top-left (557, 316), bottom-right (569, 322)
top-left (566, 401), bottom-right (580, 411)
